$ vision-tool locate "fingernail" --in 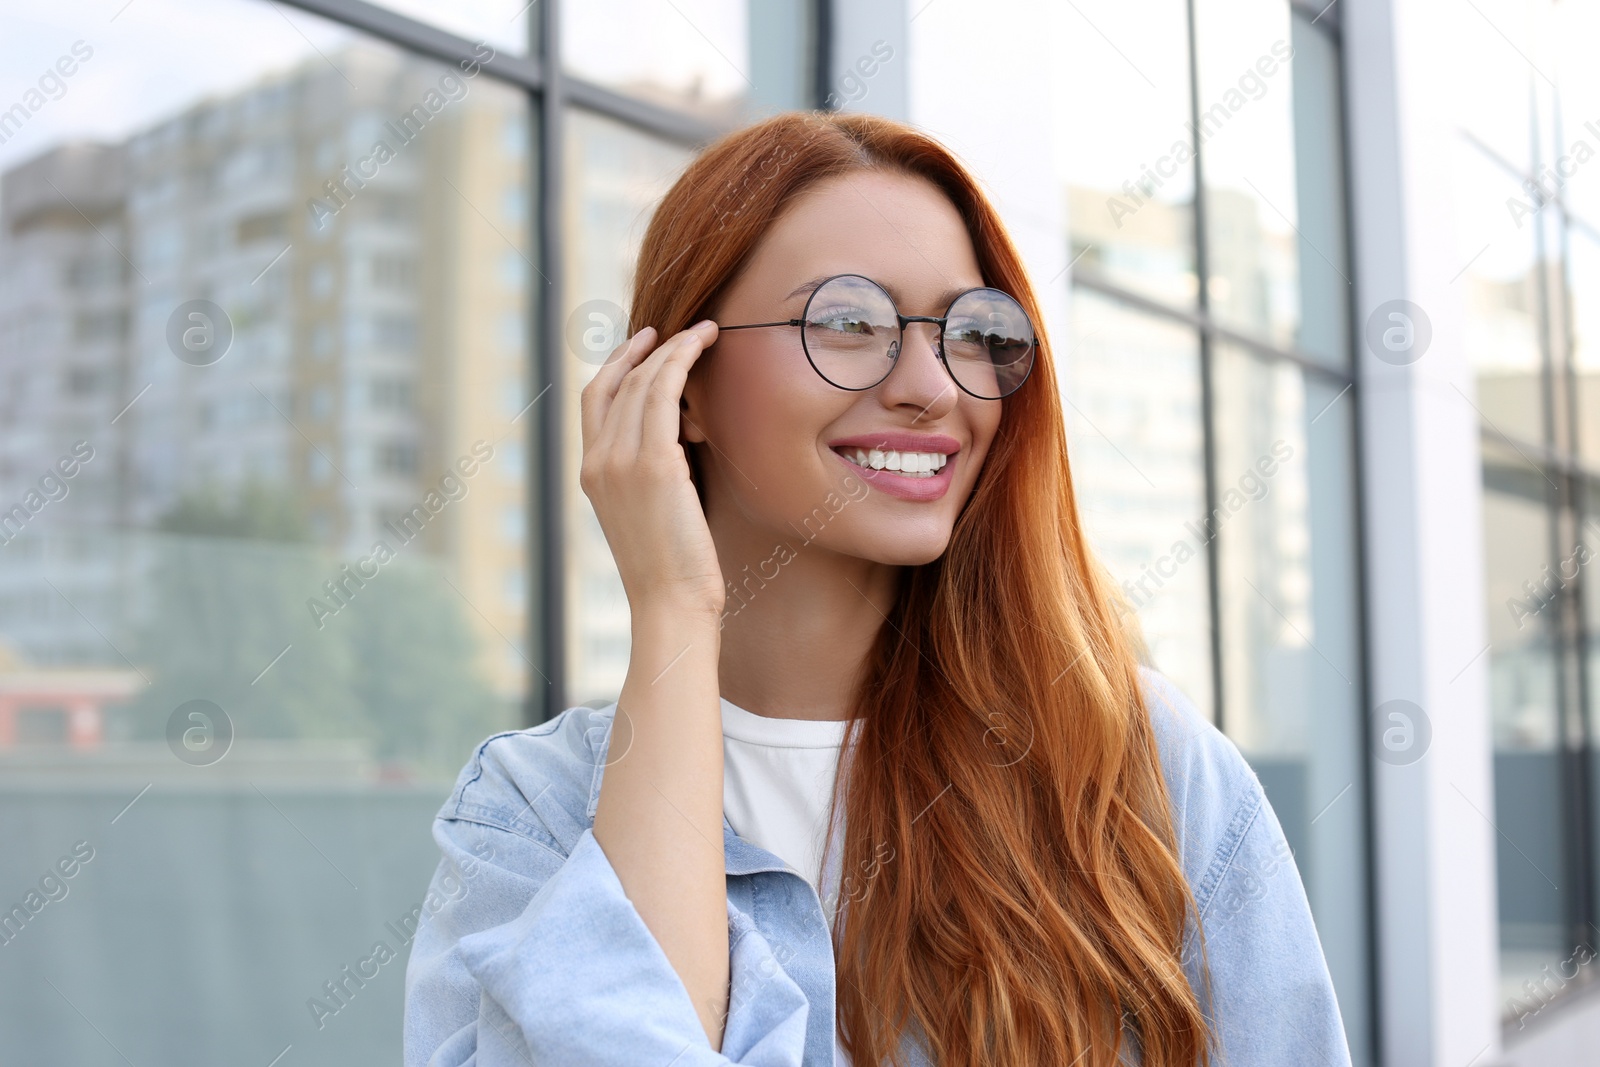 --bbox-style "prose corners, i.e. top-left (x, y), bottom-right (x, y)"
top-left (692, 319), bottom-right (715, 330)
